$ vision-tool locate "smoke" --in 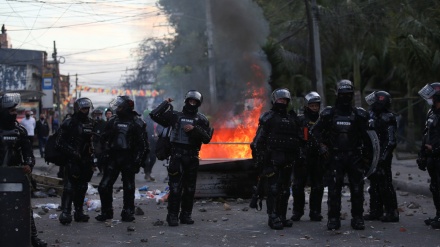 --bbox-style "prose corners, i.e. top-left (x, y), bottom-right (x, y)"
top-left (161, 0), bottom-right (271, 117)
